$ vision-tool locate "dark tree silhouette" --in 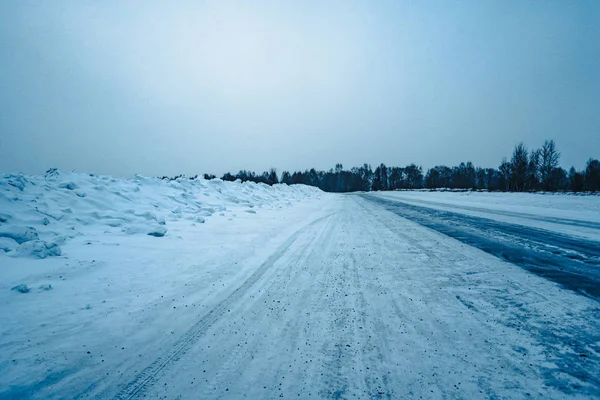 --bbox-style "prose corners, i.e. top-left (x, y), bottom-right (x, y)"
top-left (280, 171), bottom-right (292, 185)
top-left (510, 143), bottom-right (529, 192)
top-left (205, 139), bottom-right (596, 193)
top-left (539, 140), bottom-right (560, 190)
top-left (221, 172), bottom-right (236, 182)
top-left (266, 168), bottom-right (279, 185)
top-left (585, 159), bottom-right (600, 191)
top-left (569, 167), bottom-right (585, 192)
top-left (528, 149), bottom-right (541, 191)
